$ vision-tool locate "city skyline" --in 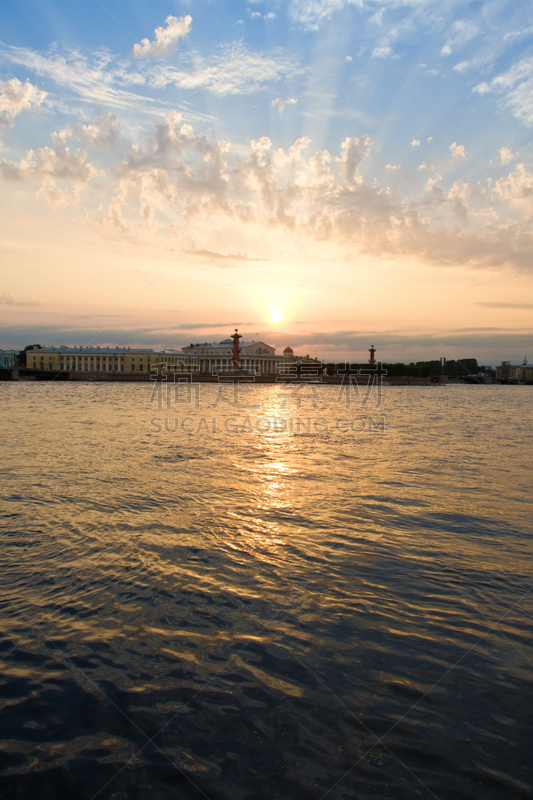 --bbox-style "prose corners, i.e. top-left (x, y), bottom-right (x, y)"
top-left (1, 0), bottom-right (533, 363)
